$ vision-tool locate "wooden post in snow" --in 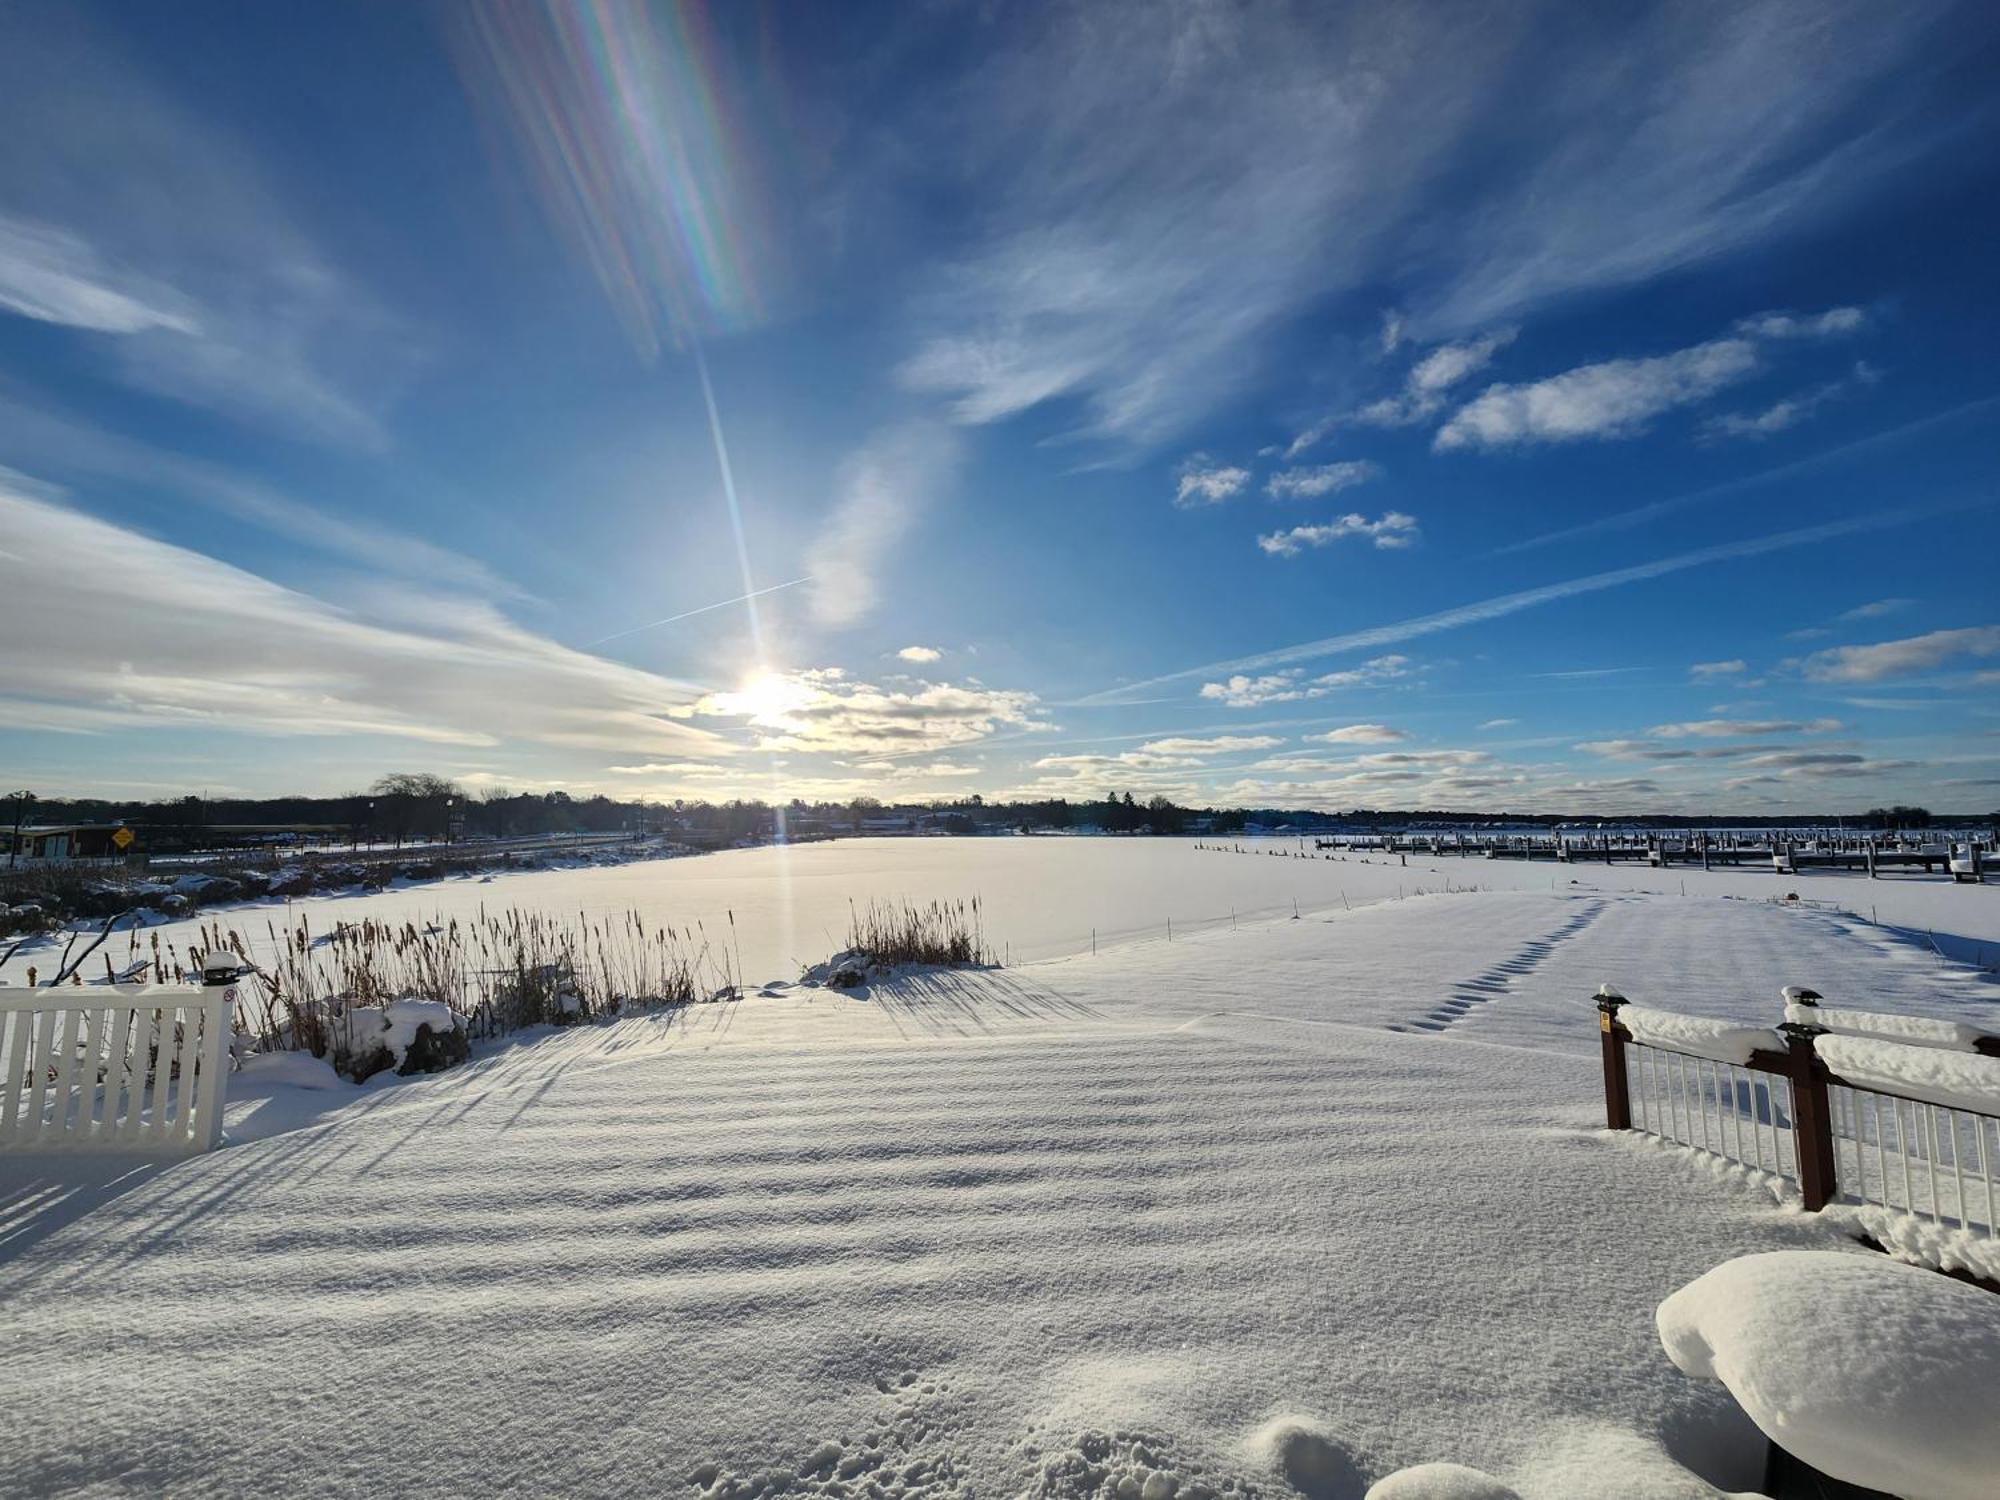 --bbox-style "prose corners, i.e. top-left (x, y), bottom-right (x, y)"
top-left (1778, 1019), bottom-right (1836, 1212)
top-left (1596, 985), bottom-right (1631, 1130)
